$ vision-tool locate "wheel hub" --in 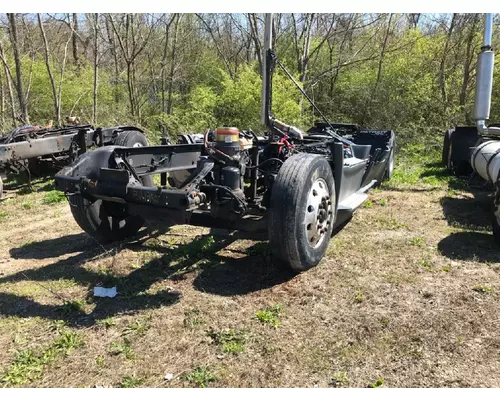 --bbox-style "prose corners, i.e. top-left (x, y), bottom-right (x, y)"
top-left (304, 178), bottom-right (333, 249)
